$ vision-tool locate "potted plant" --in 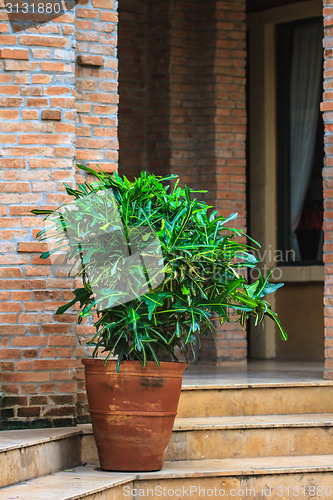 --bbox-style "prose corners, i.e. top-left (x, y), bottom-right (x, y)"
top-left (32, 165), bottom-right (287, 472)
